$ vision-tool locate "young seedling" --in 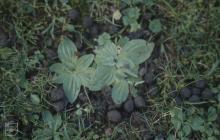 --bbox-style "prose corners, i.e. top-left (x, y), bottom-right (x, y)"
top-left (50, 33), bottom-right (154, 105)
top-left (90, 33), bottom-right (154, 104)
top-left (50, 37), bottom-right (94, 103)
